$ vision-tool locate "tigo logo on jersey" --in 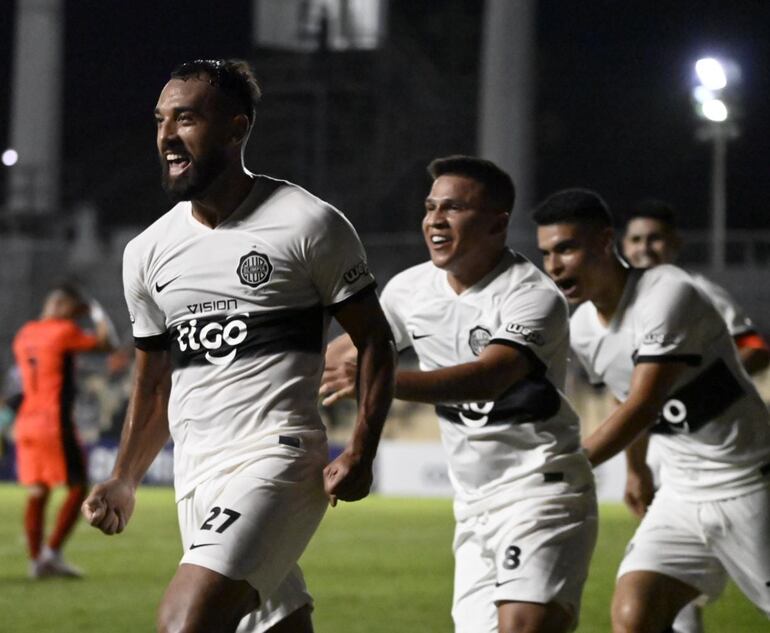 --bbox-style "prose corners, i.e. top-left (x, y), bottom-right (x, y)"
top-left (343, 260), bottom-right (369, 284)
top-left (468, 326), bottom-right (492, 356)
top-left (174, 315), bottom-right (249, 366)
top-left (505, 323), bottom-right (544, 346)
top-left (237, 251), bottom-right (273, 288)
